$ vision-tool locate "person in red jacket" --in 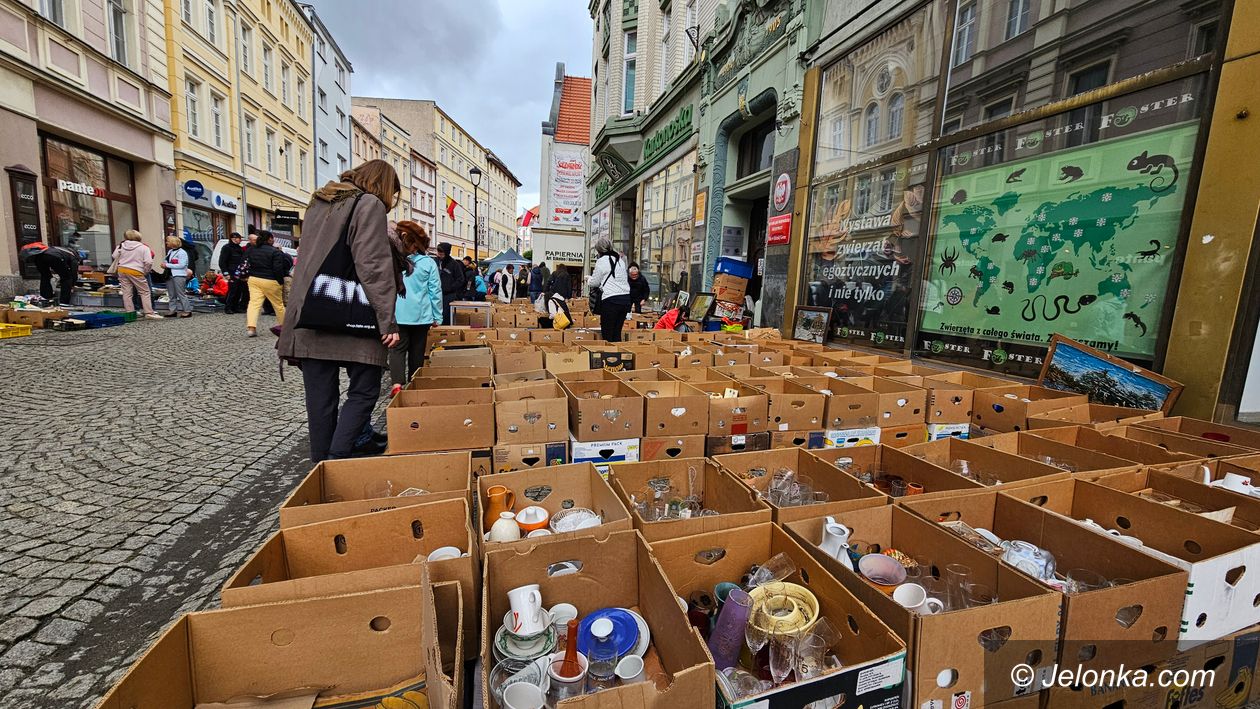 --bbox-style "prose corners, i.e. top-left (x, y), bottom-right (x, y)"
top-left (200, 270), bottom-right (229, 302)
